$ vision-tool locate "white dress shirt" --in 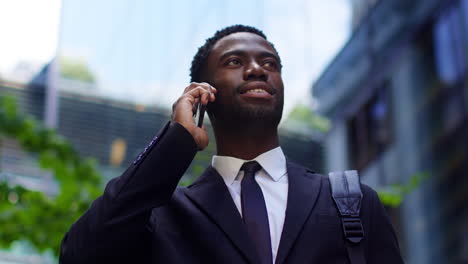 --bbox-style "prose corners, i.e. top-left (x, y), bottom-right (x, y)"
top-left (211, 147), bottom-right (288, 263)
